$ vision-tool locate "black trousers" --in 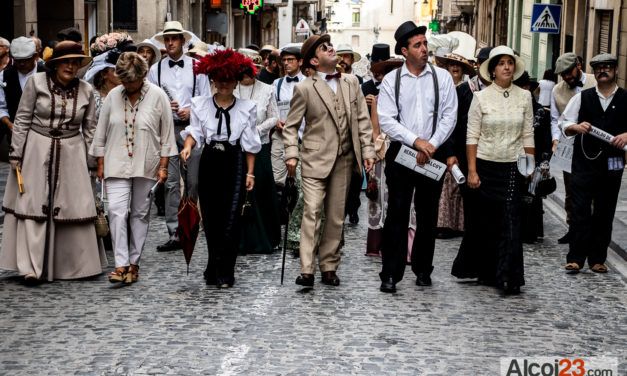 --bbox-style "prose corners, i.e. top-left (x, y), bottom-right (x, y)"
top-left (567, 169), bottom-right (623, 266)
top-left (451, 185), bottom-right (482, 278)
top-left (380, 142), bottom-right (444, 282)
top-left (345, 169), bottom-right (363, 217)
top-left (198, 142), bottom-right (245, 284)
